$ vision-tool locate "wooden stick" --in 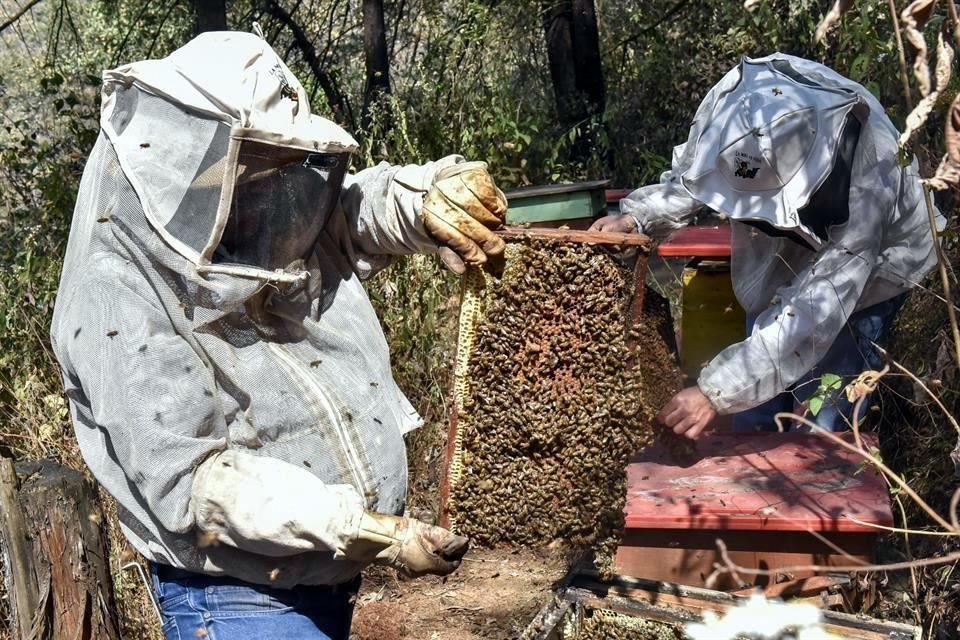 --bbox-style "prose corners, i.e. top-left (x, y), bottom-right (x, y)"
top-left (888, 0), bottom-right (914, 112)
top-left (0, 457), bottom-right (38, 639)
top-left (495, 225), bottom-right (653, 248)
